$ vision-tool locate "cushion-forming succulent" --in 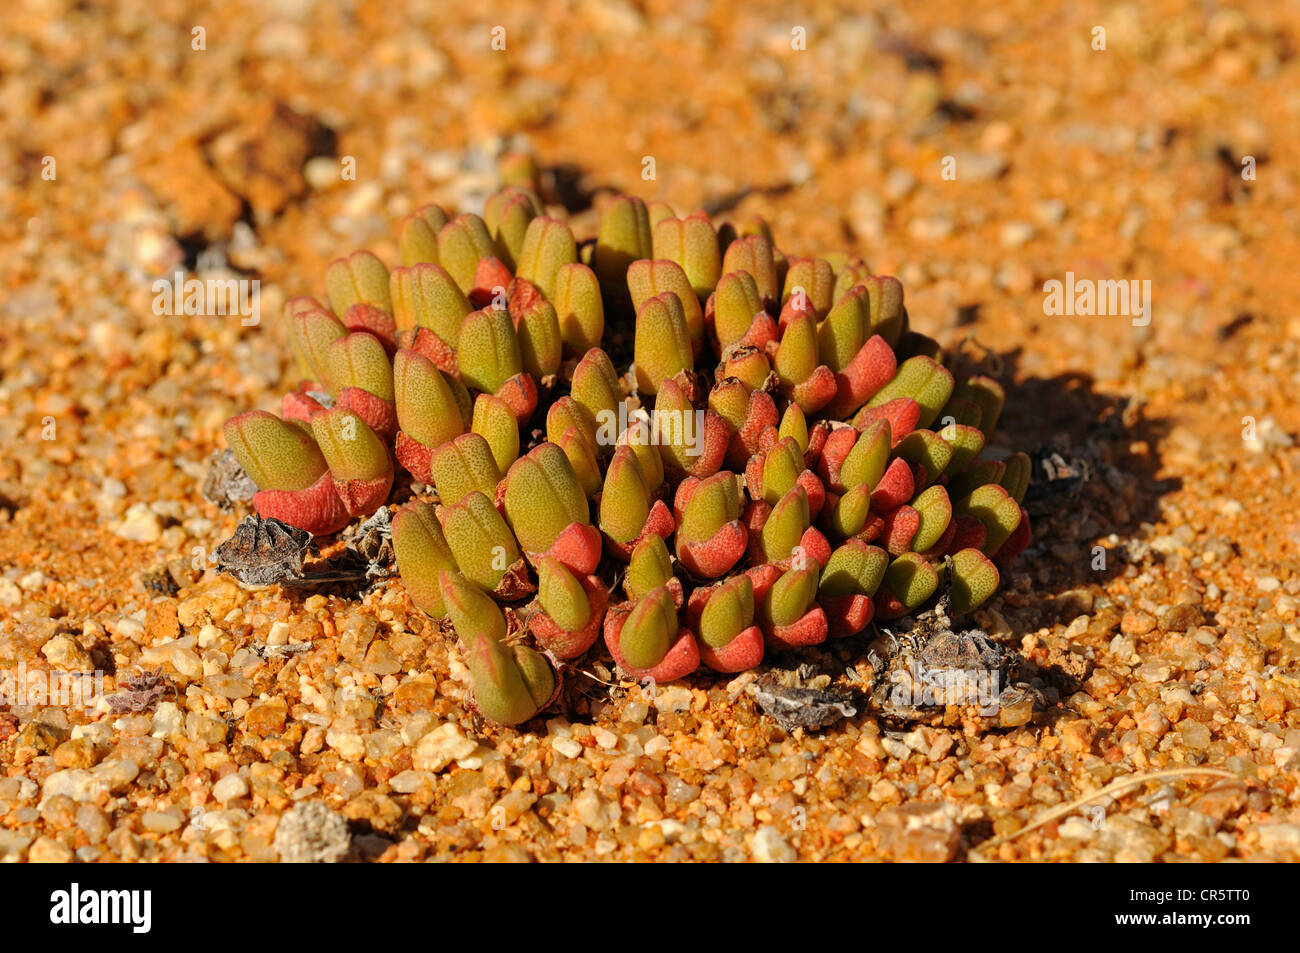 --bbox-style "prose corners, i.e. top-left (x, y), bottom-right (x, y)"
top-left (218, 182), bottom-right (1030, 725)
